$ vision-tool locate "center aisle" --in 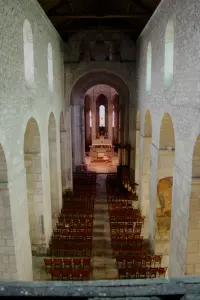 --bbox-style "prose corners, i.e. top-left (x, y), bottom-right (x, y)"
top-left (91, 174), bottom-right (118, 280)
